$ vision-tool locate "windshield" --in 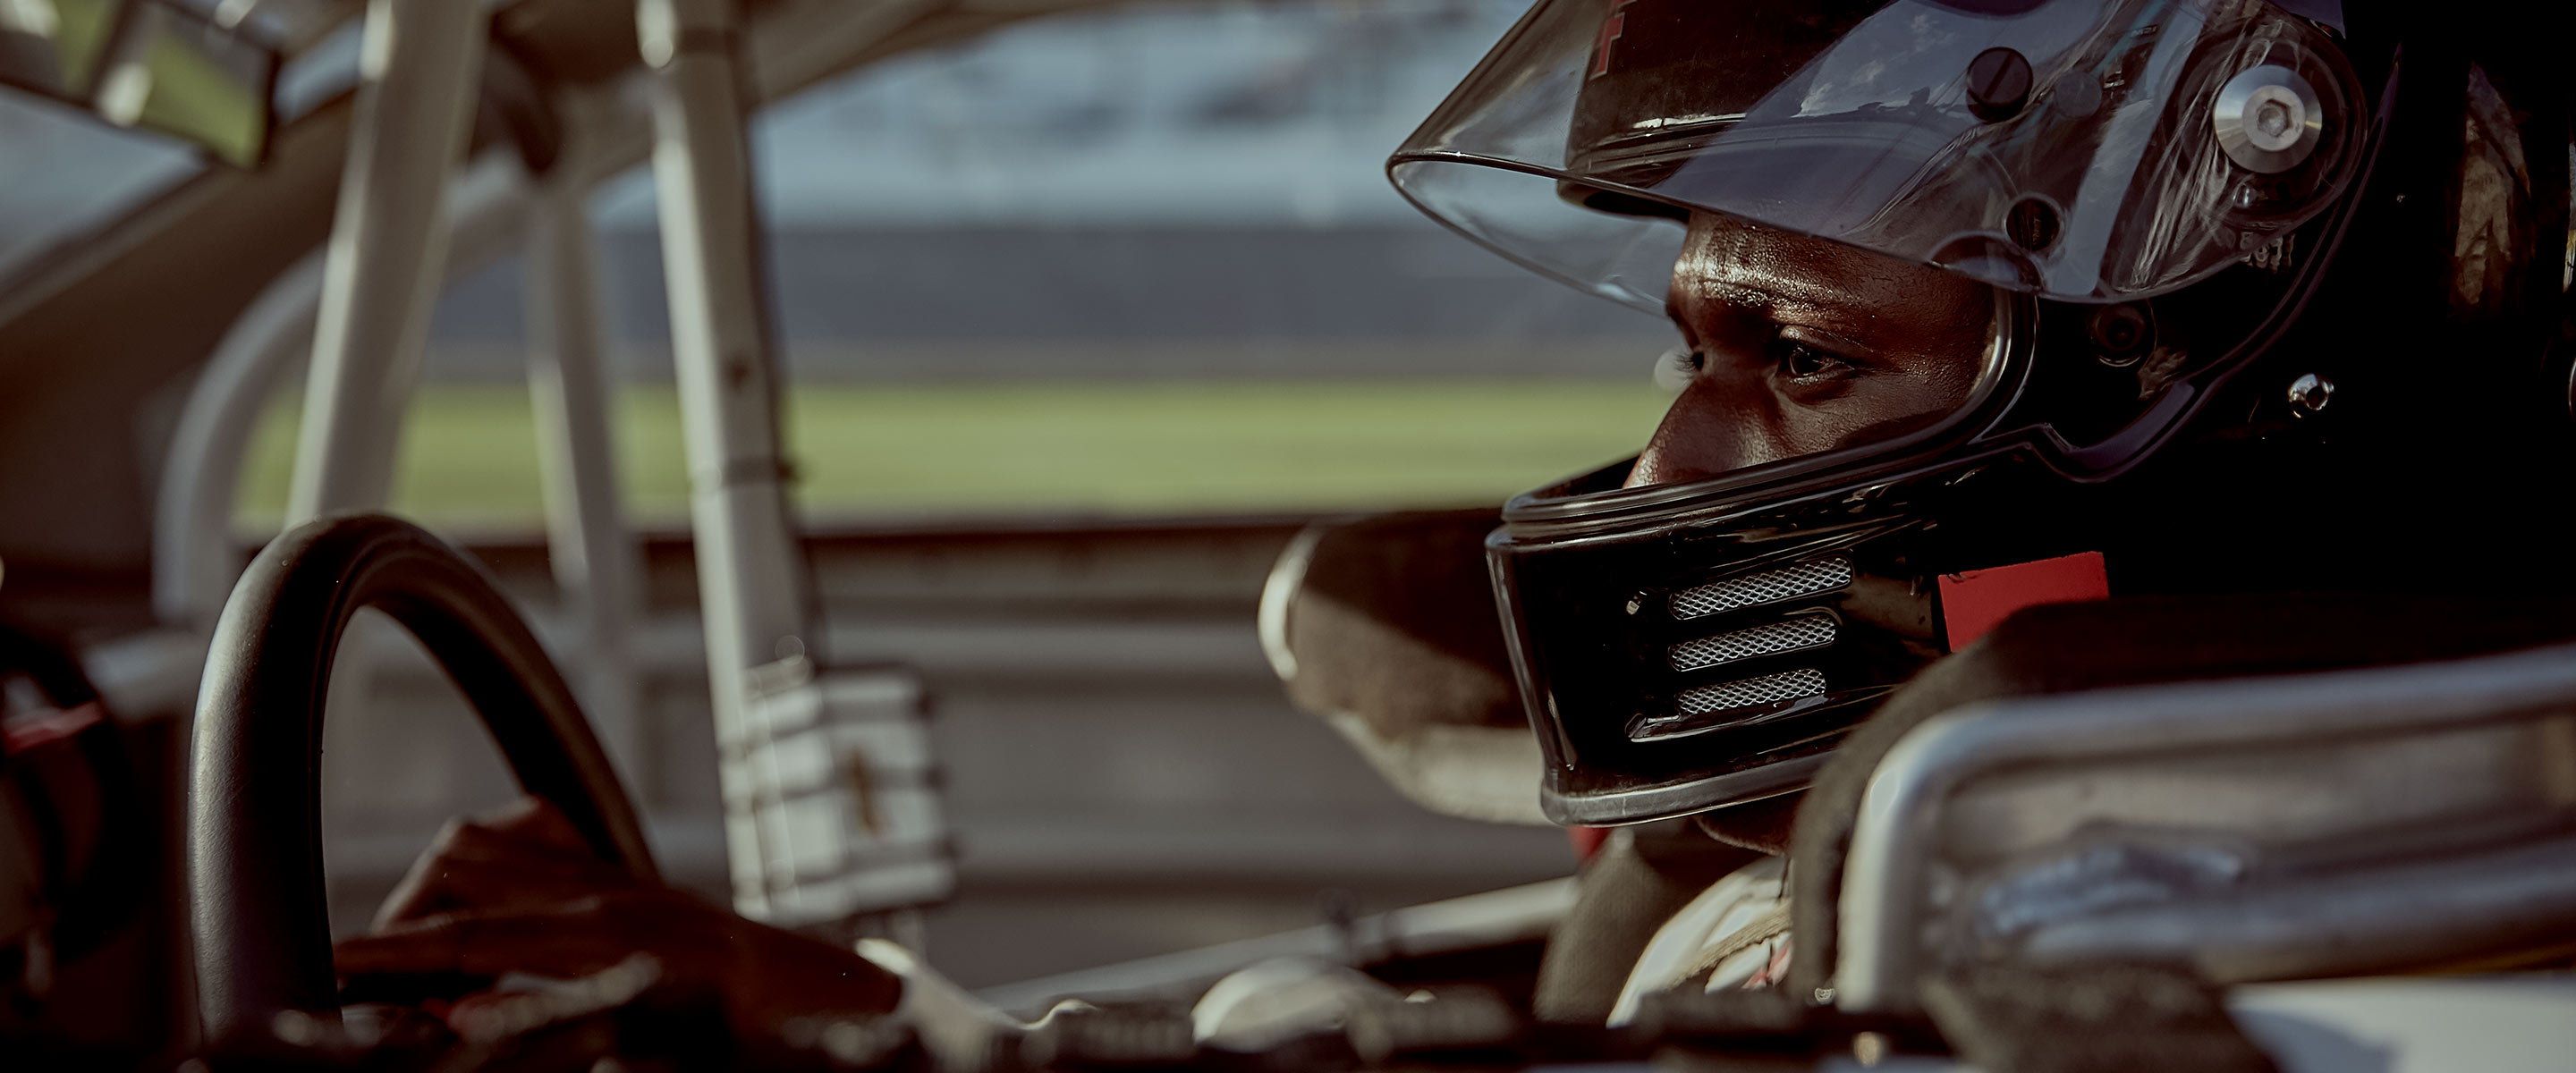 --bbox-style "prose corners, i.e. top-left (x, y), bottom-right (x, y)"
top-left (0, 89), bottom-right (201, 289)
